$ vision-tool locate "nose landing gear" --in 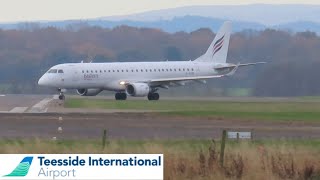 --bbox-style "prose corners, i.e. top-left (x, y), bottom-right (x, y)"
top-left (58, 88), bottom-right (65, 100)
